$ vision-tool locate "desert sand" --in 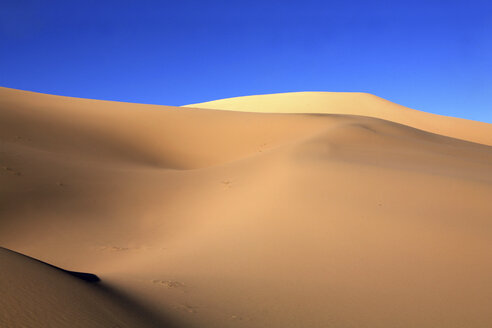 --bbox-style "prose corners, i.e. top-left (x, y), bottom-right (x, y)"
top-left (1, 86), bottom-right (492, 327)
